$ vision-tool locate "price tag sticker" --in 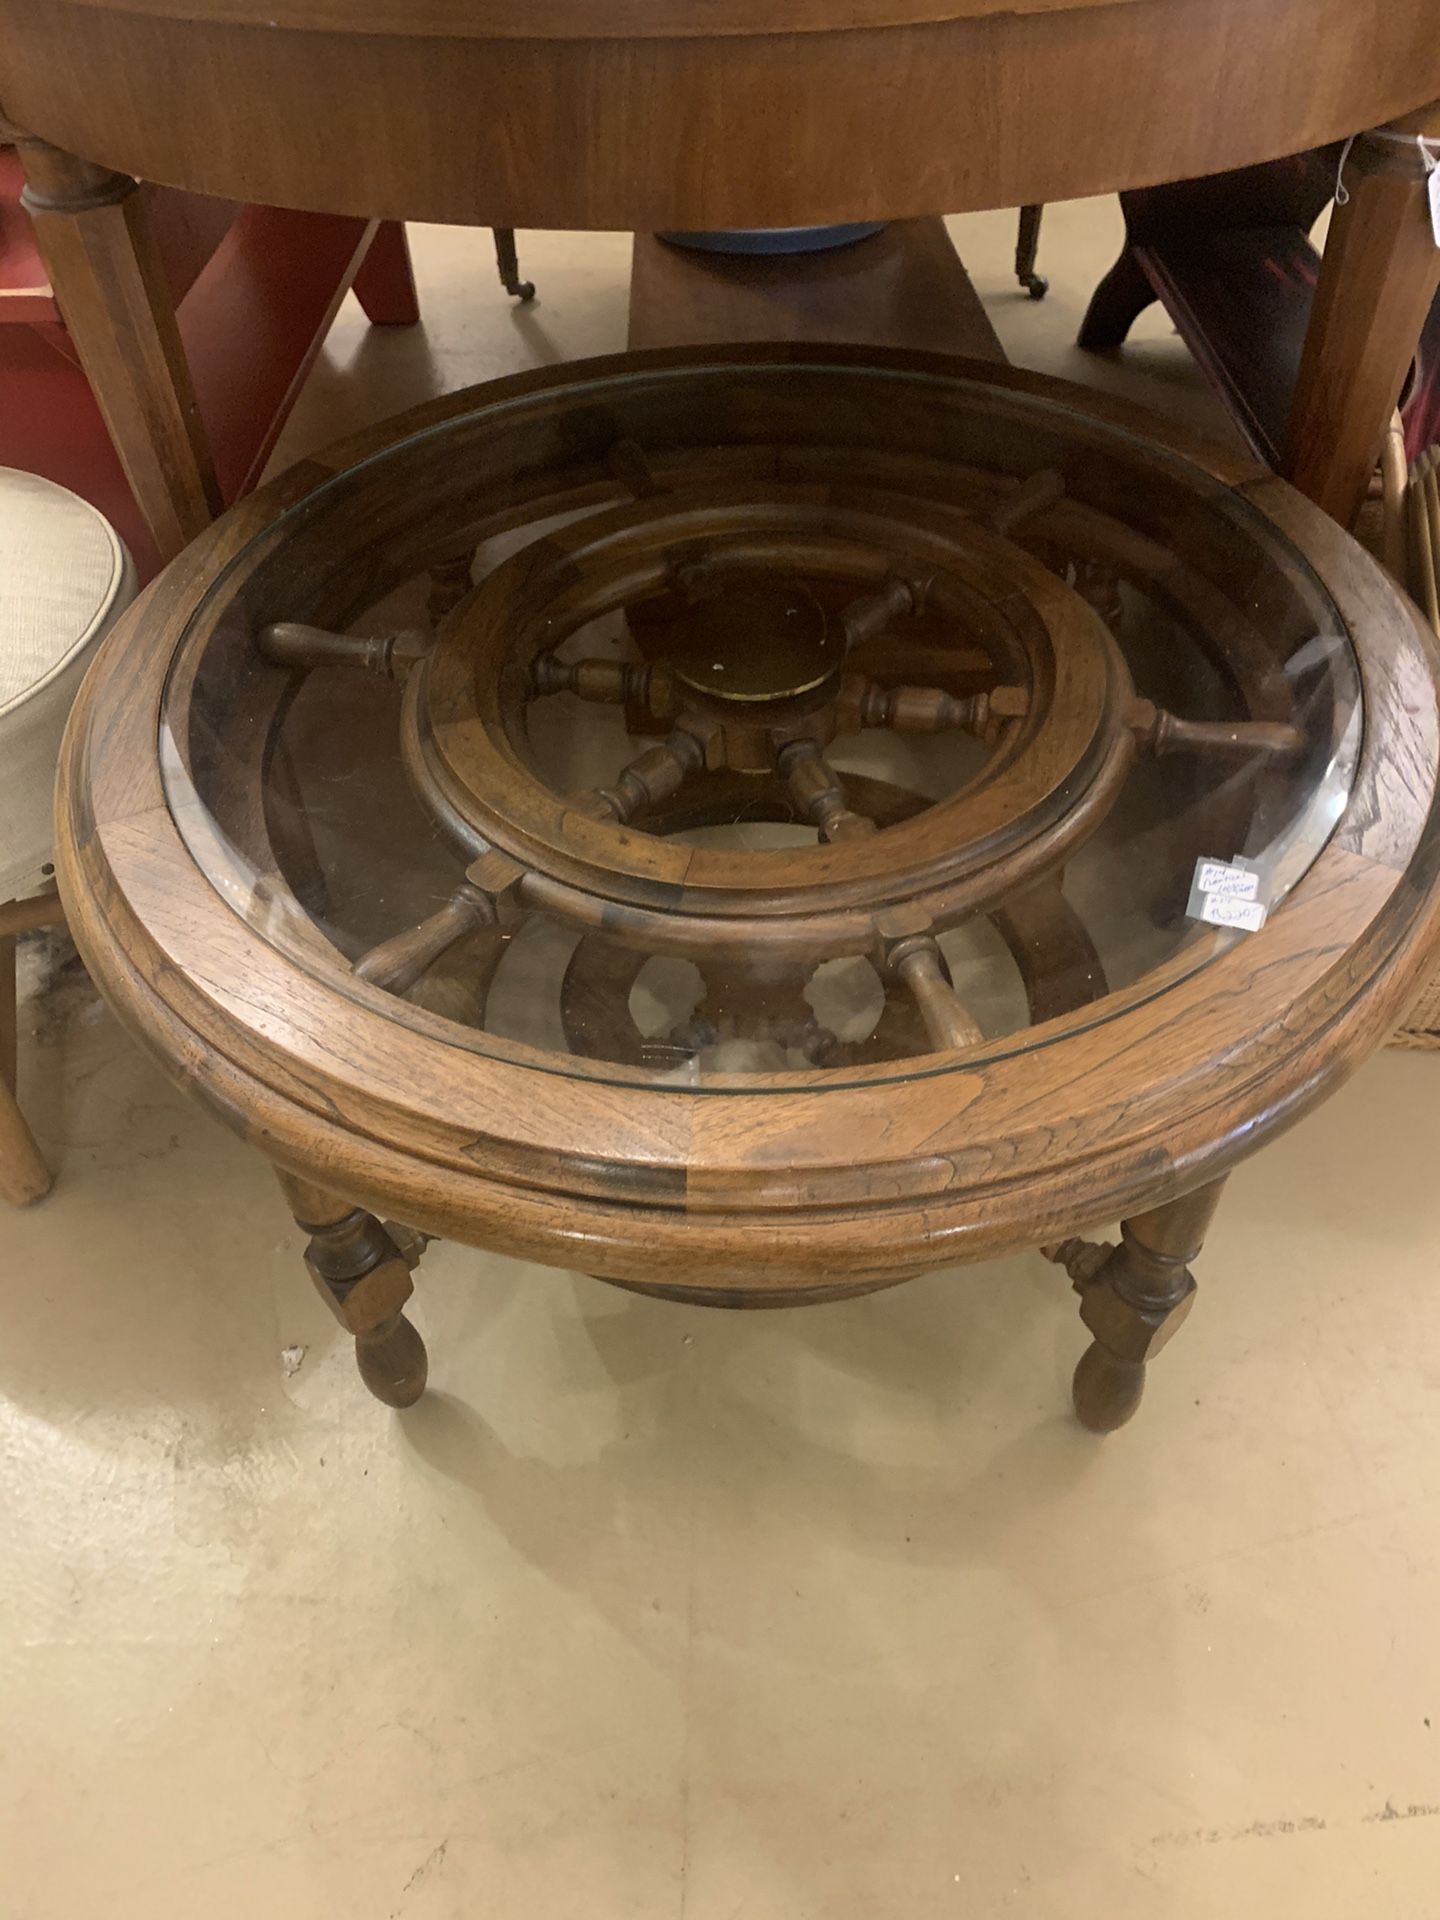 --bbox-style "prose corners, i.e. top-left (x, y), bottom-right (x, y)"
top-left (1196, 893), bottom-right (1268, 933)
top-left (1188, 856), bottom-right (1268, 932)
top-left (1195, 860), bottom-right (1260, 901)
